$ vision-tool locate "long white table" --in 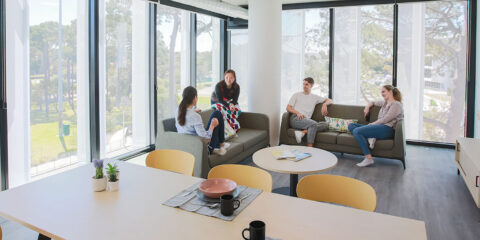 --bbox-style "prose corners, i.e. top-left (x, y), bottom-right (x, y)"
top-left (0, 162), bottom-right (427, 240)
